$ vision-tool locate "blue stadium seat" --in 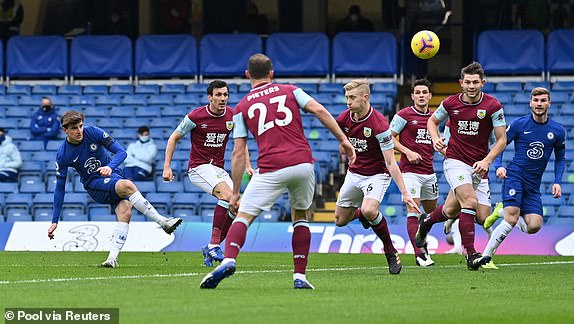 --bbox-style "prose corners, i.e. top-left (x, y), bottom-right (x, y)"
top-left (557, 206), bottom-right (574, 218)
top-left (173, 94), bottom-right (201, 105)
top-left (494, 82), bottom-right (522, 92)
top-left (33, 208), bottom-right (53, 222)
top-left (124, 117), bottom-right (151, 128)
top-left (134, 84), bottom-right (160, 95)
top-left (84, 85), bottom-right (108, 95)
top-left (552, 81), bottom-right (574, 92)
top-left (266, 33), bottom-right (329, 77)
top-left (5, 106), bottom-right (32, 118)
top-left (171, 192), bottom-right (200, 215)
top-left (4, 193), bottom-right (32, 213)
top-left (332, 32), bottom-right (398, 78)
top-left (71, 35), bottom-right (133, 79)
top-left (160, 84), bottom-right (186, 94)
top-left (6, 84), bottom-right (31, 95)
top-left (73, 176), bottom-right (87, 193)
top-left (199, 33), bottom-right (262, 77)
top-left (257, 210), bottom-right (281, 222)
top-left (96, 118), bottom-right (123, 129)
top-left (156, 180), bottom-right (184, 193)
top-left (133, 181), bottom-right (156, 193)
top-left (19, 141), bottom-right (44, 152)
top-left (50, 95), bottom-right (70, 106)
top-left (70, 95), bottom-right (96, 106)
top-left (109, 84), bottom-right (133, 95)
top-left (0, 96), bottom-right (19, 105)
top-left (19, 175), bottom-right (45, 193)
top-left (493, 93), bottom-right (513, 105)
top-left (548, 30), bottom-right (574, 79)
top-left (513, 93), bottom-right (531, 104)
top-left (7, 36), bottom-right (68, 80)
top-left (524, 81), bottom-right (550, 92)
top-left (542, 195), bottom-right (564, 206)
top-left (135, 106), bottom-right (159, 118)
top-left (46, 175), bottom-right (74, 193)
top-left (550, 92), bottom-right (570, 104)
top-left (89, 207), bottom-right (115, 221)
top-left (186, 83), bottom-right (207, 93)
top-left (58, 85), bottom-right (82, 95)
top-left (477, 30), bottom-right (544, 77)
top-left (18, 95), bottom-right (45, 106)
top-left (121, 95), bottom-right (148, 106)
top-left (372, 82), bottom-right (398, 96)
top-left (147, 94), bottom-right (173, 105)
top-left (162, 106), bottom-right (188, 118)
top-left (135, 34), bottom-right (197, 79)
top-left (32, 84), bottom-right (57, 95)
top-left (20, 160), bottom-right (44, 178)
top-left (61, 207), bottom-right (88, 221)
top-left (6, 209), bottom-right (32, 222)
top-left (95, 96), bottom-right (122, 107)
